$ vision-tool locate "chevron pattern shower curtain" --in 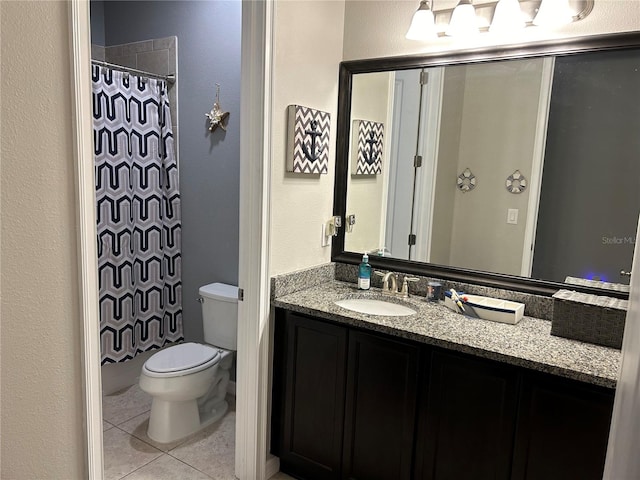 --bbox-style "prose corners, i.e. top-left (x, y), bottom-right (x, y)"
top-left (92, 66), bottom-right (183, 364)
